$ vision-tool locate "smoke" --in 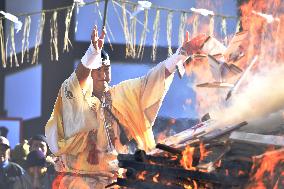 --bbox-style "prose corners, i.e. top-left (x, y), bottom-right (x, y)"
top-left (210, 63), bottom-right (284, 126)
